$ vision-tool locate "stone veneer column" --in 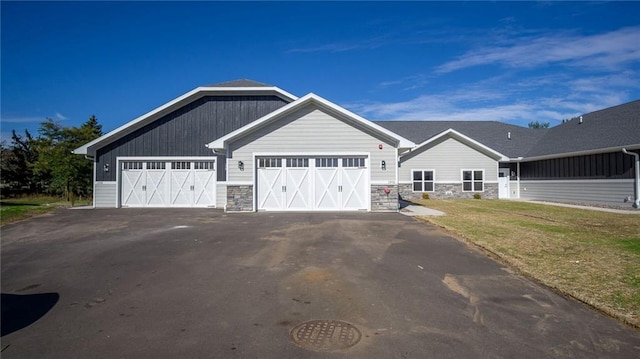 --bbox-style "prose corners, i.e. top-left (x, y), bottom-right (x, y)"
top-left (370, 185), bottom-right (399, 211)
top-left (226, 185), bottom-right (254, 212)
